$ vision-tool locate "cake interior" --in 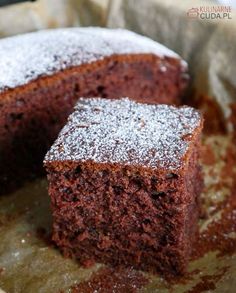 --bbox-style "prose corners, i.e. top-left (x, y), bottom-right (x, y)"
top-left (46, 143), bottom-right (201, 275)
top-left (0, 54), bottom-right (187, 194)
